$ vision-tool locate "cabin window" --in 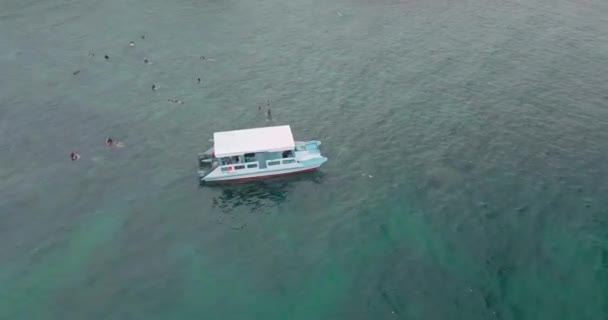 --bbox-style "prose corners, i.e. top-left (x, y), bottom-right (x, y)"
top-left (268, 160), bottom-right (281, 166)
top-left (221, 166), bottom-right (230, 172)
top-left (244, 153), bottom-right (255, 158)
top-left (234, 165), bottom-right (245, 170)
top-left (282, 159), bottom-right (295, 164)
top-left (247, 163), bottom-right (258, 169)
